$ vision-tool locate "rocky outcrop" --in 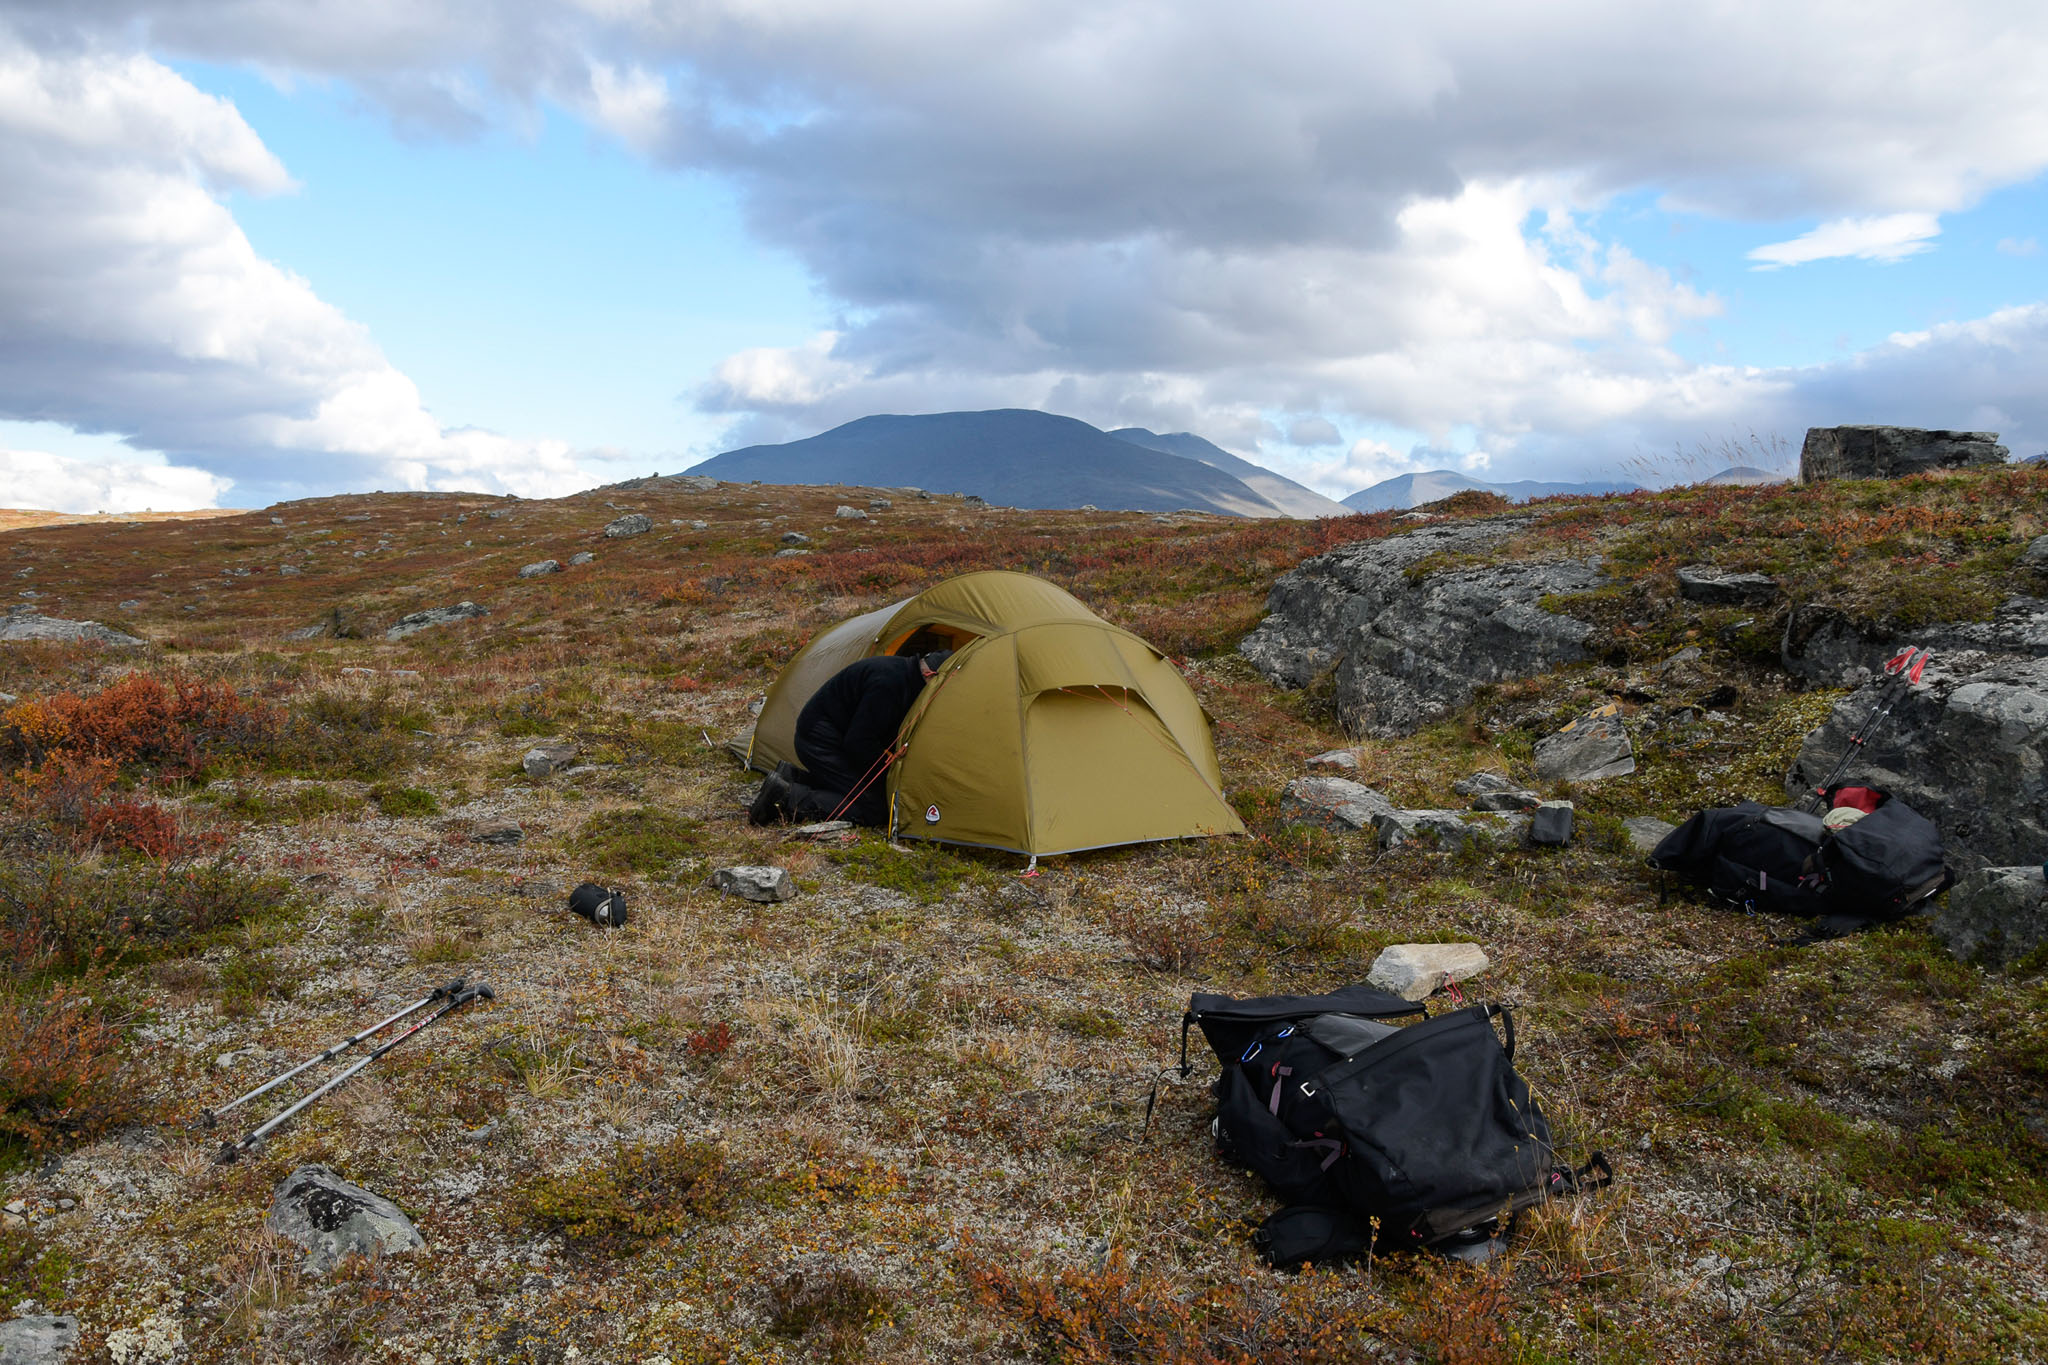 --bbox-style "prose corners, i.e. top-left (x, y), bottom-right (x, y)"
top-left (1676, 566), bottom-right (1779, 606)
top-left (1534, 709), bottom-right (1636, 782)
top-left (1278, 776), bottom-right (1395, 831)
top-left (0, 1315), bottom-right (78, 1363)
top-left (386, 602), bottom-right (488, 641)
top-left (1787, 655), bottom-right (2048, 870)
top-left (1931, 866), bottom-right (2047, 968)
top-left (267, 1165), bottom-right (425, 1273)
top-left (1239, 520), bottom-right (1602, 736)
top-left (1799, 426), bottom-right (2008, 481)
top-left (0, 610), bottom-right (144, 647)
top-left (604, 513), bottom-right (653, 538)
top-left (1781, 598), bottom-right (2048, 684)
